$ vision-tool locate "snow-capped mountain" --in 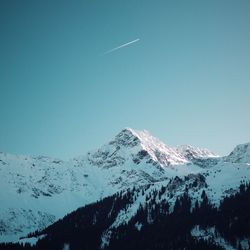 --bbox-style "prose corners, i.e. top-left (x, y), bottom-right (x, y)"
top-left (176, 144), bottom-right (218, 161)
top-left (0, 128), bottom-right (249, 247)
top-left (224, 142), bottom-right (250, 164)
top-left (82, 128), bottom-right (188, 169)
